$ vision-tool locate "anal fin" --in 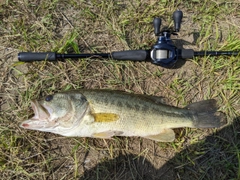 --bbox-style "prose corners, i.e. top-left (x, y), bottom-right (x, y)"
top-left (144, 129), bottom-right (175, 142)
top-left (92, 131), bottom-right (123, 139)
